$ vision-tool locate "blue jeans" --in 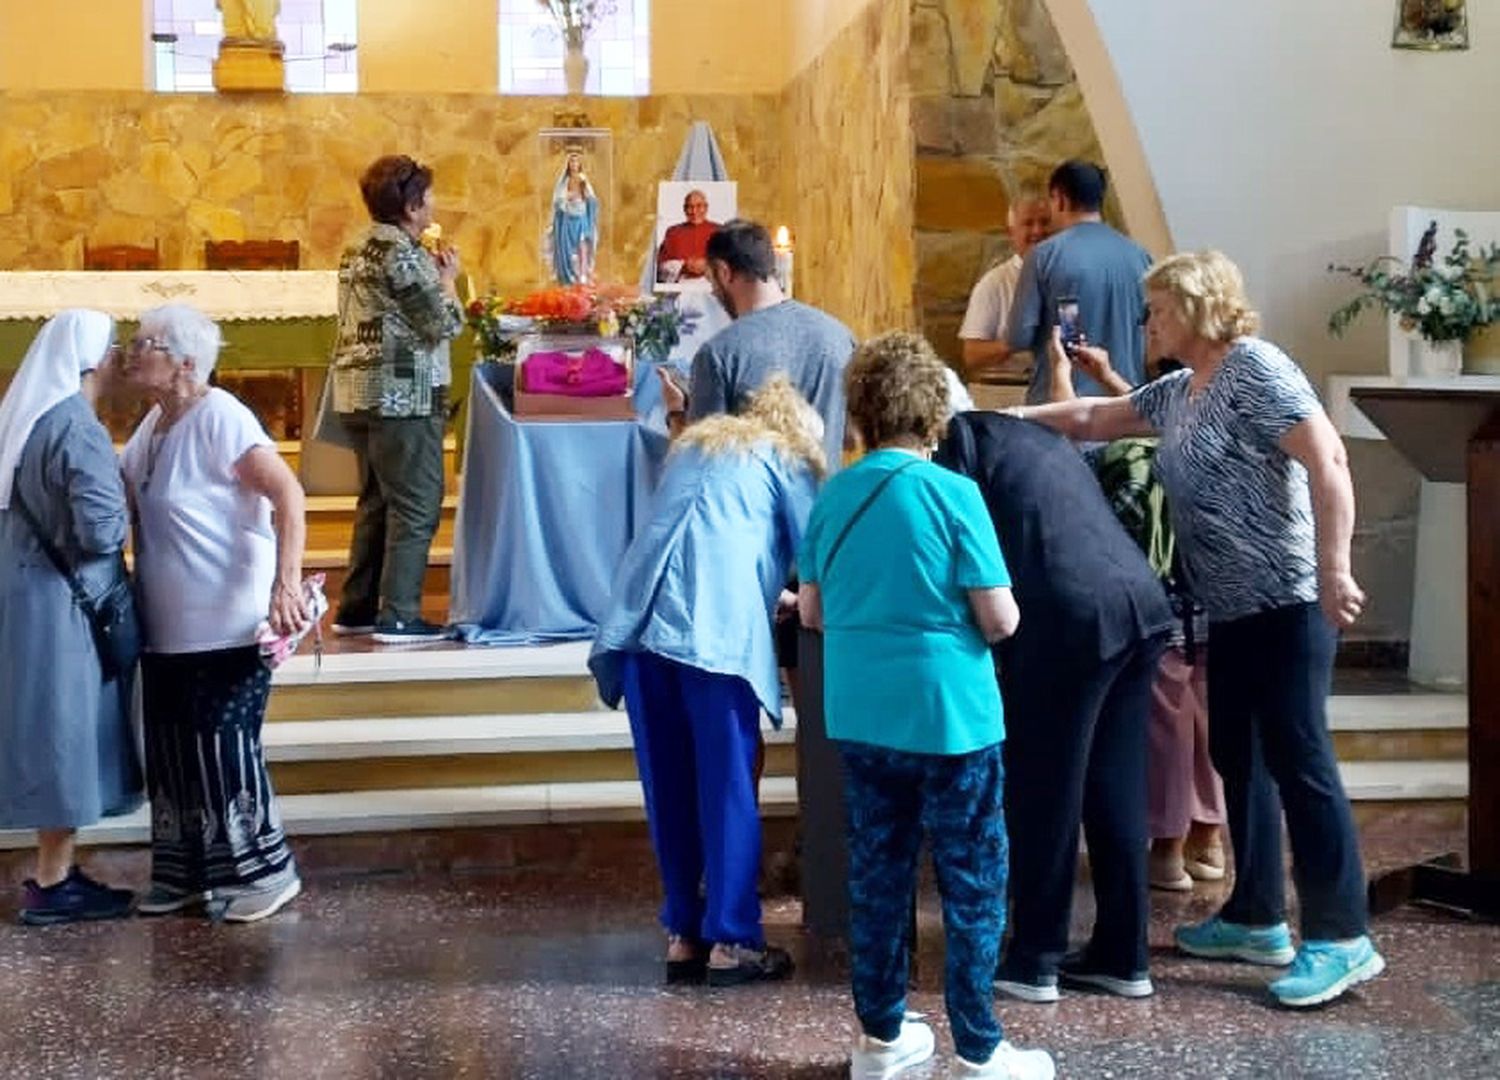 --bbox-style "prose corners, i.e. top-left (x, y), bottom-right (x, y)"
top-left (1208, 602), bottom-right (1368, 940)
top-left (620, 651), bottom-right (765, 947)
top-left (841, 742), bottom-right (1007, 1065)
